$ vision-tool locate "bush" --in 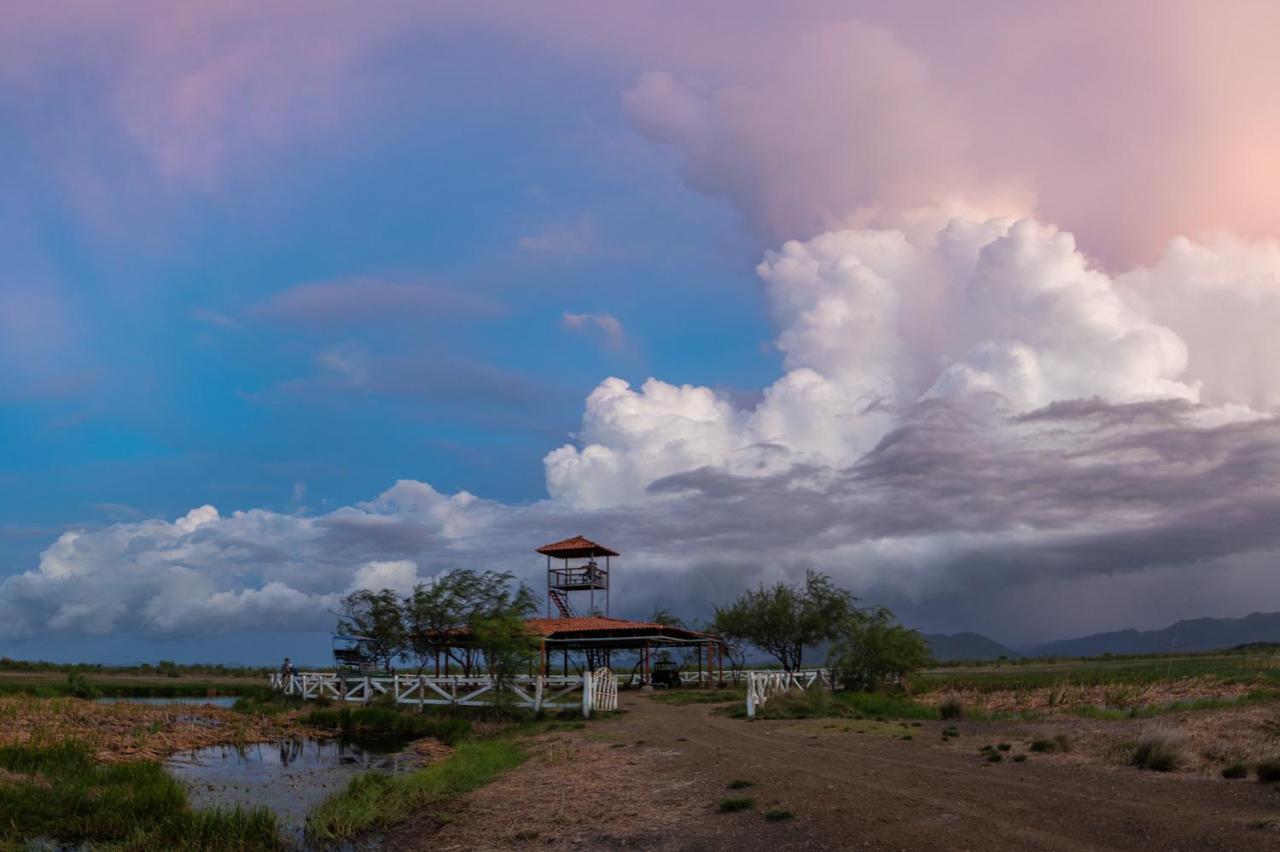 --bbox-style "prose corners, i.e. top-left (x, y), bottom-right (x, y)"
top-left (303, 707), bottom-right (473, 745)
top-left (986, 751), bottom-right (1003, 763)
top-left (1255, 759), bottom-right (1280, 783)
top-left (828, 609), bottom-right (931, 691)
top-left (1131, 729), bottom-right (1187, 772)
top-left (718, 797), bottom-right (755, 813)
top-left (726, 779), bottom-right (753, 790)
top-left (1221, 763), bottom-right (1248, 779)
top-left (763, 809), bottom-right (794, 822)
top-left (63, 672), bottom-right (99, 700)
top-left (997, 742), bottom-right (1011, 752)
top-left (1029, 734), bottom-right (1071, 754)
top-left (938, 696), bottom-right (966, 720)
